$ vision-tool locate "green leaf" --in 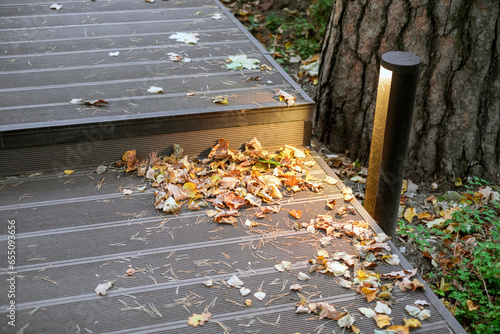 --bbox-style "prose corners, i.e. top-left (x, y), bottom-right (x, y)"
top-left (226, 55), bottom-right (260, 70)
